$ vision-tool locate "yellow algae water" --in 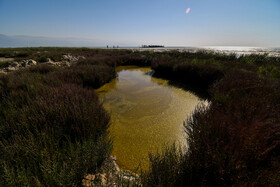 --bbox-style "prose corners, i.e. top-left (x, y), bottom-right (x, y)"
top-left (96, 66), bottom-right (202, 172)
